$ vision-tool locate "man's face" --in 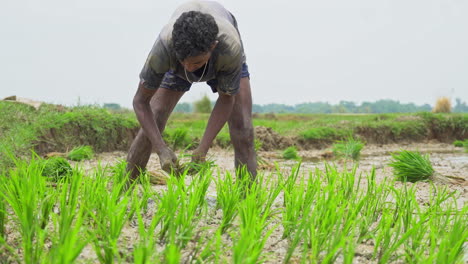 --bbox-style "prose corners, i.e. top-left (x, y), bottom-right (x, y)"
top-left (180, 40), bottom-right (218, 72)
top-left (180, 52), bottom-right (212, 73)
